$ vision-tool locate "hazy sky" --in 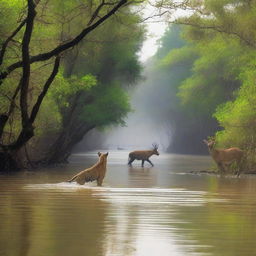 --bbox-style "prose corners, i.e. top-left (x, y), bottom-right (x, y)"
top-left (138, 21), bottom-right (167, 62)
top-left (137, 3), bottom-right (168, 62)
top-left (138, 4), bottom-right (189, 62)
